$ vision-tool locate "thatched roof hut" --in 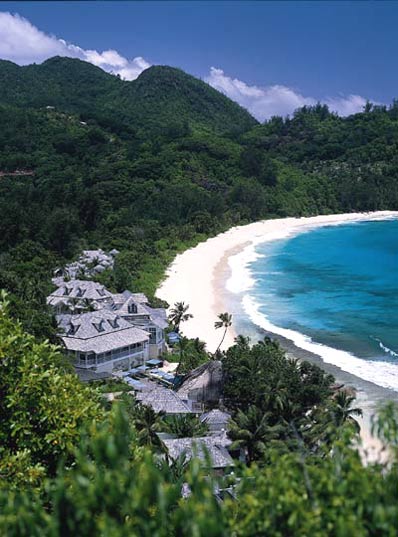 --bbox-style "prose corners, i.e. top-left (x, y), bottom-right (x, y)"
top-left (200, 409), bottom-right (231, 432)
top-left (177, 360), bottom-right (223, 404)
